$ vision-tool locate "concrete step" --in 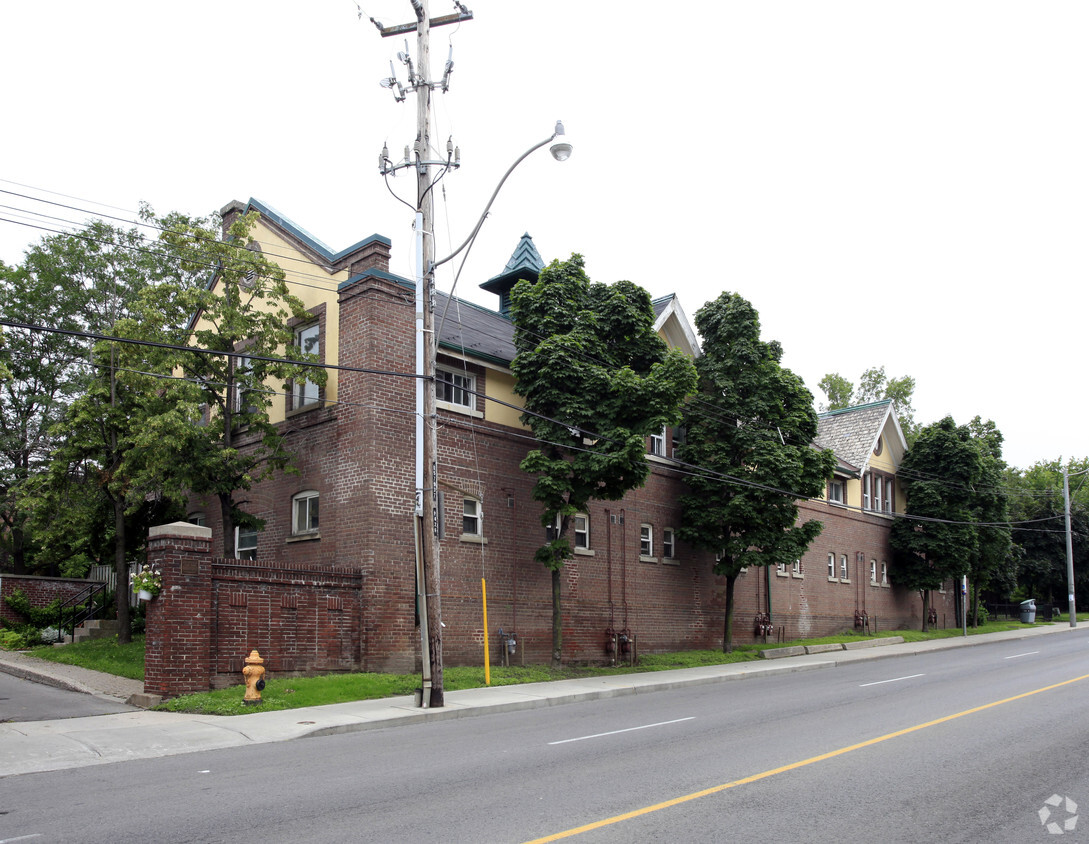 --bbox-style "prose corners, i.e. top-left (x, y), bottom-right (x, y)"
top-left (73, 619), bottom-right (121, 643)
